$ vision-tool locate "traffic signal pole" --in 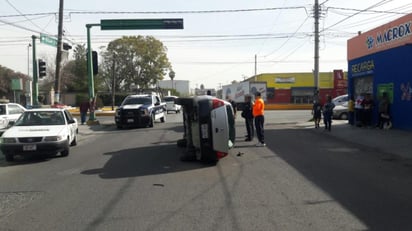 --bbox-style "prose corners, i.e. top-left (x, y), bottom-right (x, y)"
top-left (86, 24), bottom-right (99, 121)
top-left (31, 35), bottom-right (39, 106)
top-left (85, 19), bottom-right (183, 122)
